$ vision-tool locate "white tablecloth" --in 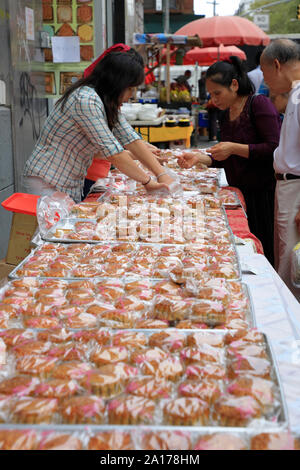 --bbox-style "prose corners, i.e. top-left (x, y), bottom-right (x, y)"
top-left (238, 248), bottom-right (300, 430)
